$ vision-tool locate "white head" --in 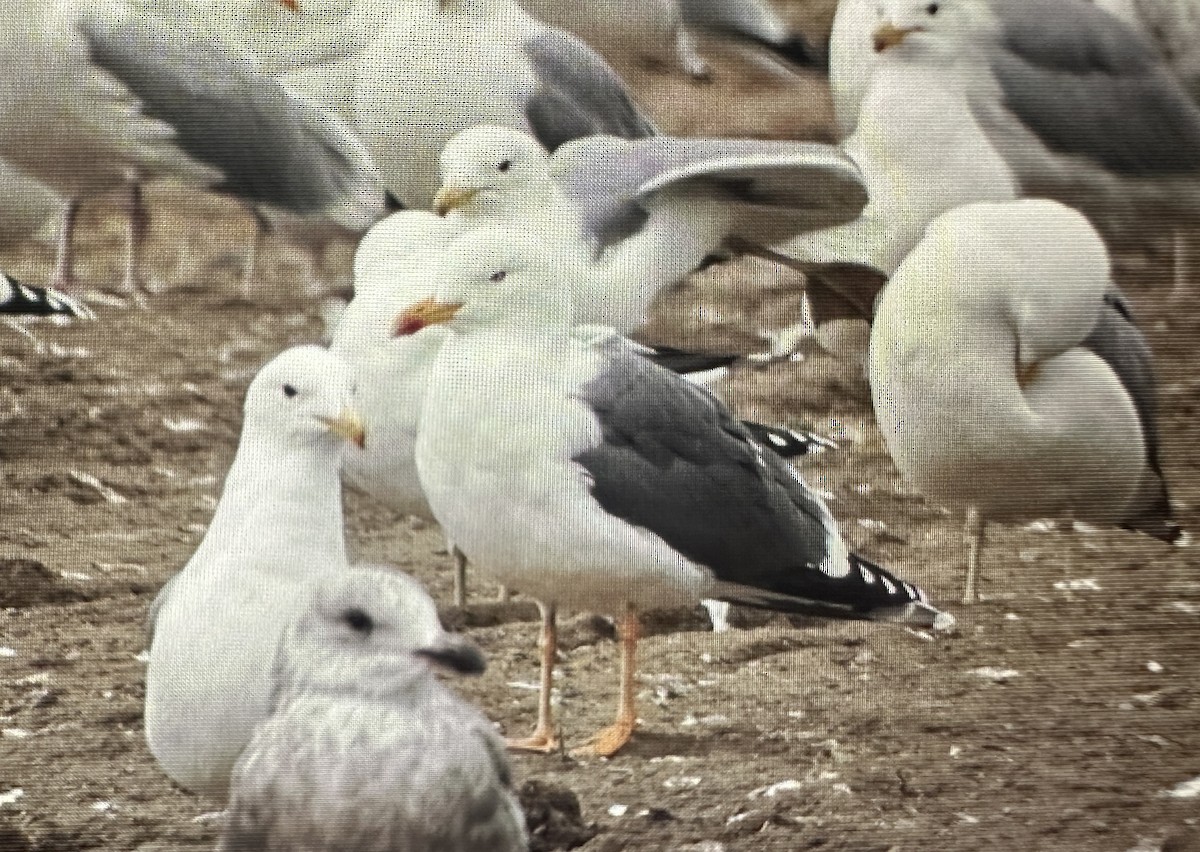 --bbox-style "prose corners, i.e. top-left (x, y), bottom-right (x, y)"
top-left (393, 228), bottom-right (575, 337)
top-left (434, 126), bottom-right (557, 219)
top-left (276, 567), bottom-right (485, 700)
top-left (242, 345), bottom-right (364, 451)
top-left (870, 0), bottom-right (996, 62)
